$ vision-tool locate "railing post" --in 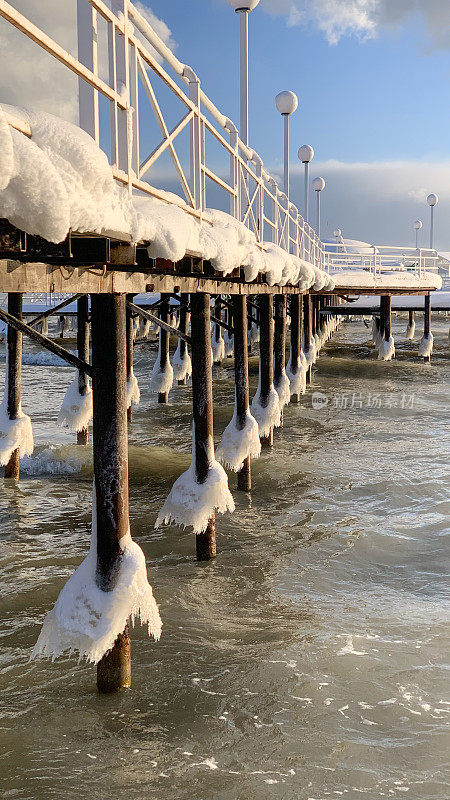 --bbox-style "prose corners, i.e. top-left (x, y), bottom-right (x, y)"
top-left (109, 0), bottom-right (131, 184)
top-left (227, 122), bottom-right (239, 220)
top-left (185, 68), bottom-right (203, 214)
